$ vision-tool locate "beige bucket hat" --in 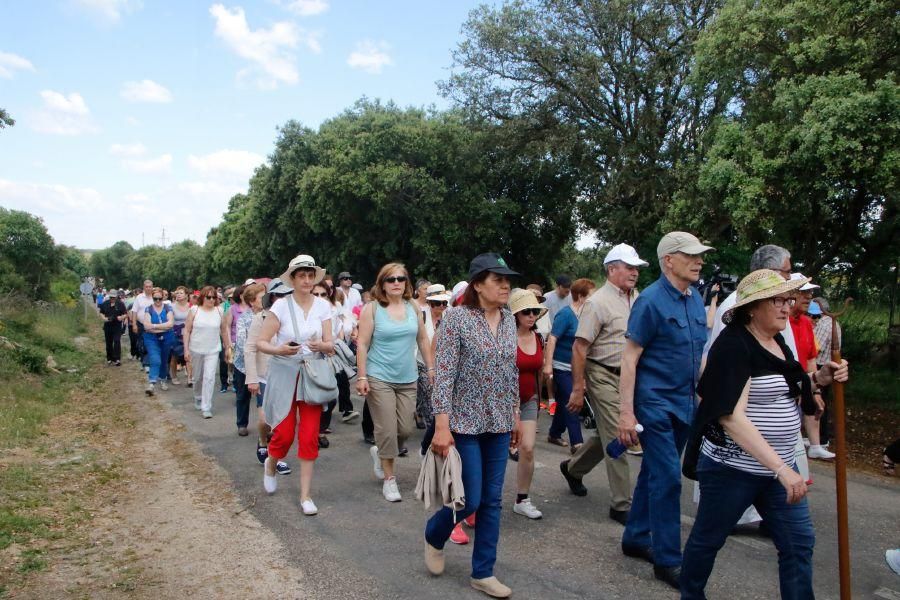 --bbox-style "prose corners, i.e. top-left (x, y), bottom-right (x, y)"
top-left (509, 288), bottom-right (548, 319)
top-left (722, 269), bottom-right (810, 324)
